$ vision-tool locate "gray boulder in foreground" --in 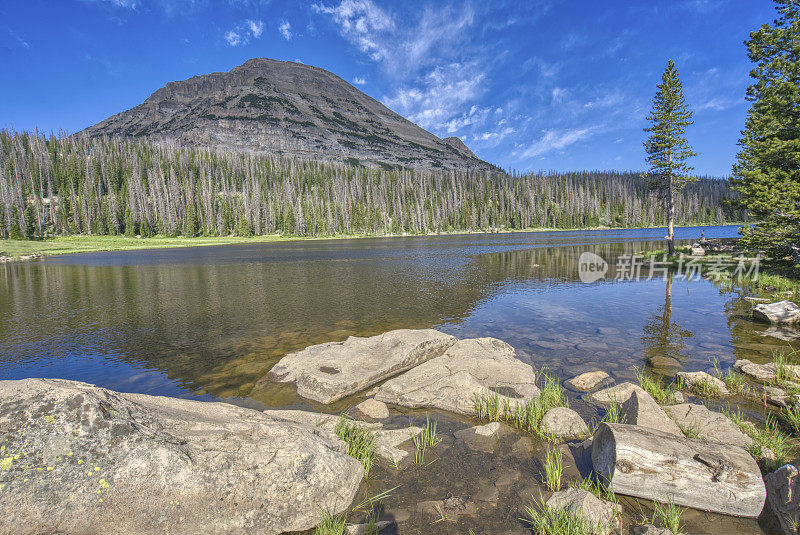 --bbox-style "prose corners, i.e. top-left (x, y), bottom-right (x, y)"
top-left (372, 337), bottom-right (540, 415)
top-left (765, 464), bottom-right (800, 535)
top-left (0, 379), bottom-right (364, 535)
top-left (541, 407), bottom-right (588, 439)
top-left (619, 389), bottom-right (682, 436)
top-left (265, 329), bottom-right (457, 403)
top-left (592, 423), bottom-right (765, 517)
top-left (754, 300), bottom-right (800, 325)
